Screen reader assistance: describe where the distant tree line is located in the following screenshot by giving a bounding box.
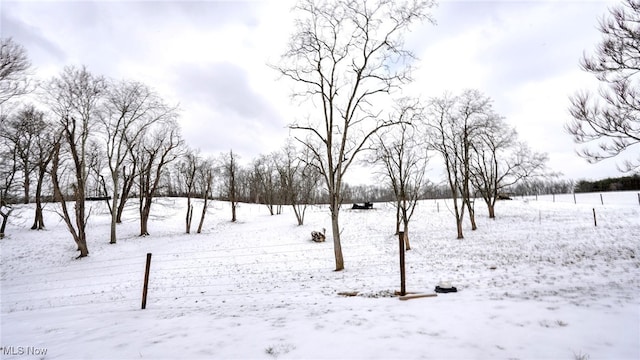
[574,175,640,193]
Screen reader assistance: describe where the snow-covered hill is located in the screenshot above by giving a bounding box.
[1,192,639,359]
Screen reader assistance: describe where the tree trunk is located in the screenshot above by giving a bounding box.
[466,199,477,230]
[403,223,411,251]
[292,204,304,226]
[116,189,127,223]
[0,212,9,238]
[74,185,89,258]
[31,169,46,230]
[185,201,193,234]
[197,197,208,234]
[395,202,401,235]
[330,203,344,271]
[231,202,237,222]
[456,218,464,239]
[31,205,44,230]
[109,172,119,244]
[116,167,135,224]
[140,199,151,236]
[488,204,495,219]
[23,177,30,204]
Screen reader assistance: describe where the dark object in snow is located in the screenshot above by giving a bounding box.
[352,202,373,210]
[497,193,512,200]
[311,228,326,242]
[435,286,457,293]
[85,196,112,201]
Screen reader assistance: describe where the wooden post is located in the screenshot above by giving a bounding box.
[141,253,152,310]
[637,193,639,205]
[436,202,439,213]
[593,208,597,227]
[600,194,603,205]
[573,193,577,204]
[398,231,406,296]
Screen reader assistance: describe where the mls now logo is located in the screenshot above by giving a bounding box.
[1,346,48,356]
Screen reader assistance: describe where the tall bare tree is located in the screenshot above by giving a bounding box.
[137,118,182,236]
[30,111,57,230]
[222,150,240,223]
[273,0,434,270]
[567,0,640,172]
[100,79,174,243]
[179,149,200,234]
[0,37,32,106]
[425,90,492,239]
[196,157,215,234]
[46,65,106,258]
[374,99,428,250]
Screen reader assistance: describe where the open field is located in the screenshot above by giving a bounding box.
[1,192,639,359]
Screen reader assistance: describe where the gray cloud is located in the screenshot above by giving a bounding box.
[172,62,287,157]
[0,8,66,64]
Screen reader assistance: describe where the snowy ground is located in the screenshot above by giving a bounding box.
[1,191,639,359]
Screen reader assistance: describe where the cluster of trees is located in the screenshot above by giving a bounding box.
[3,0,636,271]
[272,0,551,269]
[0,38,324,255]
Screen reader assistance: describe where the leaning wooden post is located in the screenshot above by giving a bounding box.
[600,194,603,205]
[593,208,597,227]
[141,253,152,310]
[398,231,406,296]
[573,193,577,204]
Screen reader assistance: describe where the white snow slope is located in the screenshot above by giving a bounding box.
[1,192,639,359]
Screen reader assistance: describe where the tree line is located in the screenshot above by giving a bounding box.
[574,175,640,193]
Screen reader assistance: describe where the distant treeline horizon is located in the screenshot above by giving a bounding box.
[574,174,640,193]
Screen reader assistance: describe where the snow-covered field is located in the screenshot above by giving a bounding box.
[1,191,639,359]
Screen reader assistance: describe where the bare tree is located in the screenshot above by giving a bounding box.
[196,157,215,234]
[273,0,434,270]
[0,117,17,238]
[0,38,32,106]
[425,90,491,239]
[179,149,200,234]
[374,99,428,250]
[1,105,40,204]
[222,150,240,222]
[567,0,640,172]
[252,153,283,215]
[46,65,106,258]
[100,79,174,243]
[30,113,57,230]
[115,142,139,224]
[276,140,321,226]
[470,116,548,219]
[137,118,182,236]
[0,38,32,236]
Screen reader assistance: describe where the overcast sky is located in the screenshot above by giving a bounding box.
[1,0,626,183]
